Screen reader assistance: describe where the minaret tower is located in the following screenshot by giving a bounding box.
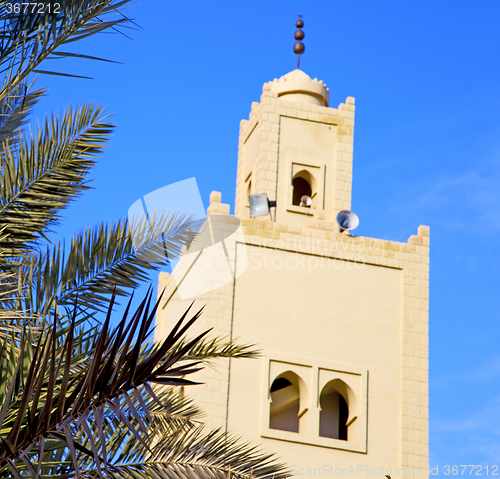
[156,16,429,479]
[235,16,354,229]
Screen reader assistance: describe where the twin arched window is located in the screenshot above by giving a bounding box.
[270,373,352,441]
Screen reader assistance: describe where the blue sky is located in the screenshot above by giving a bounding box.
[29,0,500,475]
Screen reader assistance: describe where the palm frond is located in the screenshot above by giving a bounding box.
[0,4,289,479]
[0,84,45,145]
[0,103,114,258]
[0,269,43,338]
[141,385,203,431]
[8,213,197,321]
[99,426,289,479]
[170,335,259,363]
[0,0,133,100]
[0,290,212,477]
[42,386,288,479]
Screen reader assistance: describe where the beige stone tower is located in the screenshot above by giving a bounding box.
[235,69,354,227]
[156,69,429,479]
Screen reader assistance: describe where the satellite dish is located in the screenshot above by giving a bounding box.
[299,195,312,207]
[336,210,359,233]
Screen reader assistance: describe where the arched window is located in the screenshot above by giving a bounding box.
[319,380,353,441]
[292,177,311,206]
[292,170,316,207]
[270,372,301,433]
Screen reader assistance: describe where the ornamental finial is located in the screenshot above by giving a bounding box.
[293,14,305,69]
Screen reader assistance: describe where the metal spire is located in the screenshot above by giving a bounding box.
[293,14,305,69]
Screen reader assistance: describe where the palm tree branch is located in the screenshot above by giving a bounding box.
[106,426,289,479]
[0,291,213,475]
[0,84,45,145]
[13,213,196,320]
[0,0,133,101]
[0,103,114,257]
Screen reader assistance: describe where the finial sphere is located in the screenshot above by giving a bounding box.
[294,30,304,40]
[293,42,305,54]
[296,19,304,28]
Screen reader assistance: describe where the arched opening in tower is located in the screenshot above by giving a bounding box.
[270,373,300,433]
[292,173,313,206]
[319,384,349,440]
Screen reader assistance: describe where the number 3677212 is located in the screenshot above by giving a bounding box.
[6,3,61,14]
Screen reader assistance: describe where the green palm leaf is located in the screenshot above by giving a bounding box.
[0,103,114,258]
[0,3,291,479]
[10,213,196,320]
[0,291,203,476]
[0,292,271,478]
[0,84,45,145]
[87,424,289,479]
[0,0,133,100]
